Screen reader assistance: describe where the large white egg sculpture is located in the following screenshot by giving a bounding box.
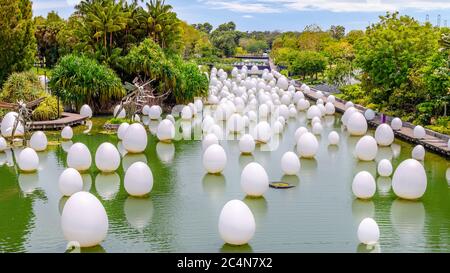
[412,145,425,161]
[148,105,162,120]
[312,122,323,135]
[391,118,402,131]
[377,159,393,177]
[80,104,93,118]
[123,123,147,153]
[297,99,310,111]
[241,162,269,197]
[413,125,426,139]
[273,121,284,134]
[156,119,175,142]
[347,112,368,136]
[124,161,154,196]
[61,192,108,247]
[296,132,319,158]
[113,105,126,119]
[194,99,203,113]
[202,133,219,151]
[0,137,7,152]
[307,105,321,120]
[253,121,272,143]
[67,143,92,171]
[327,95,336,104]
[29,131,47,151]
[364,109,375,121]
[325,102,335,115]
[352,171,376,199]
[374,124,394,146]
[61,126,73,140]
[277,76,289,90]
[328,131,340,145]
[227,114,244,133]
[342,107,358,127]
[357,218,380,245]
[203,144,227,174]
[239,134,255,154]
[18,148,39,172]
[355,136,378,161]
[58,168,83,196]
[392,159,427,200]
[142,105,150,116]
[95,143,120,173]
[218,200,255,246]
[295,127,308,142]
[117,122,129,140]
[281,152,301,175]
[345,101,354,110]
[181,106,193,120]
[1,112,24,137]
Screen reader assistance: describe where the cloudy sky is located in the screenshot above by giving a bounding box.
[32,0,449,31]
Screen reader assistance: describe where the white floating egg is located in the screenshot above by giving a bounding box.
[113,105,126,119]
[123,123,147,153]
[258,104,269,119]
[342,107,358,127]
[377,159,393,177]
[277,76,289,90]
[58,168,83,196]
[61,126,73,140]
[29,131,47,151]
[253,121,272,143]
[67,143,92,171]
[239,134,255,154]
[0,137,7,152]
[297,99,310,111]
[352,171,376,199]
[364,109,375,121]
[347,112,368,136]
[273,121,284,134]
[181,106,193,120]
[413,125,426,139]
[307,105,321,120]
[316,91,324,99]
[357,218,380,245]
[124,161,154,197]
[391,118,402,131]
[327,95,336,104]
[80,104,93,118]
[241,162,269,197]
[142,105,150,116]
[317,104,326,117]
[325,102,335,115]
[281,94,291,105]
[218,200,255,246]
[156,119,175,142]
[311,116,321,126]
[203,144,227,174]
[247,111,257,122]
[316,98,324,105]
[95,142,120,173]
[345,101,354,110]
[61,192,108,248]
[227,114,244,133]
[412,145,425,161]
[208,124,223,140]
[328,131,340,145]
[117,122,129,140]
[277,116,286,126]
[166,114,175,125]
[374,124,394,146]
[293,91,304,103]
[392,159,427,200]
[18,147,39,172]
[194,99,203,112]
[1,112,24,137]
[312,122,323,135]
[278,105,290,119]
[148,105,162,120]
[281,152,301,175]
[289,107,297,118]
[202,133,219,151]
[296,132,319,158]
[355,136,378,161]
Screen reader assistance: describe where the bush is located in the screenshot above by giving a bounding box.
[173,60,208,103]
[32,94,63,121]
[0,71,42,102]
[50,54,125,112]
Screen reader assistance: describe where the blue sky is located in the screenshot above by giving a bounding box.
[32,0,450,32]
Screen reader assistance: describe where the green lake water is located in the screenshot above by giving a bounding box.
[0,113,449,253]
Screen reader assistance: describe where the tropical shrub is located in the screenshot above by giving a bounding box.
[32,95,63,121]
[173,61,208,103]
[50,54,125,112]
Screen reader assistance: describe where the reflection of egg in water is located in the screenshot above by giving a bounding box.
[81,173,92,192]
[156,142,175,163]
[202,174,226,199]
[18,172,39,195]
[95,172,120,201]
[122,153,147,172]
[376,146,393,162]
[61,141,73,153]
[124,196,154,232]
[377,177,392,196]
[148,120,159,136]
[352,199,375,225]
[390,199,425,241]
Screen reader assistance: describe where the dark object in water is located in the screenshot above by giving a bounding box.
[269,182,296,189]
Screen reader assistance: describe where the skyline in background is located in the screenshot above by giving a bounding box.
[32,0,450,32]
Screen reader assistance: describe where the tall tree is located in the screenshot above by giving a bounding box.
[0,0,36,86]
[329,25,345,40]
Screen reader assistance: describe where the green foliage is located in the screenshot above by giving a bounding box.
[338,84,373,107]
[0,71,42,102]
[240,38,269,54]
[173,61,208,103]
[34,11,65,67]
[32,94,63,121]
[325,61,354,87]
[49,54,125,111]
[0,0,36,86]
[329,25,346,40]
[210,22,240,57]
[107,117,132,124]
[290,51,328,79]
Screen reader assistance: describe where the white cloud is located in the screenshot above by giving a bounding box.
[201,0,450,13]
[32,1,72,10]
[243,15,254,18]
